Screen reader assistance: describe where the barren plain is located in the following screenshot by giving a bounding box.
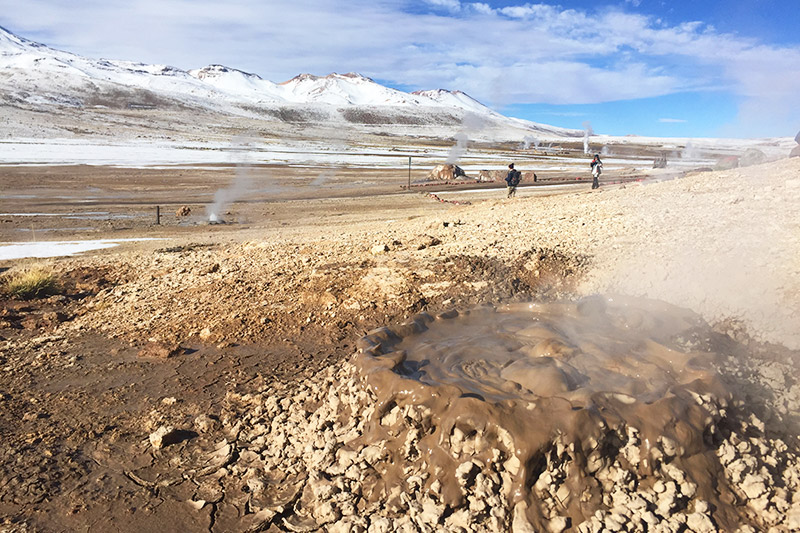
[1,150,799,532]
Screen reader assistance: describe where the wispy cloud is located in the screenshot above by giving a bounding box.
[1,0,798,135]
[659,118,688,123]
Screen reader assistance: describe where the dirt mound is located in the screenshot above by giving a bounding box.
[427,164,469,181]
[351,296,800,531]
[83,299,797,532]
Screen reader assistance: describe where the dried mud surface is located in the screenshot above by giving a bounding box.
[1,158,799,532]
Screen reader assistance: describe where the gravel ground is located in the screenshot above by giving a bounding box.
[1,157,799,532]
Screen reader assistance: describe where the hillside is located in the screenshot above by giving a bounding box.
[0,26,579,141]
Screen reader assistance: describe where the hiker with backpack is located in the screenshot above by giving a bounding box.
[505,163,522,198]
[590,154,603,189]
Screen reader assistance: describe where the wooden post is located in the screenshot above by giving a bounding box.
[156,206,161,225]
[408,156,411,191]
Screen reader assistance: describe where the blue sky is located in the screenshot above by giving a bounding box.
[1,0,798,138]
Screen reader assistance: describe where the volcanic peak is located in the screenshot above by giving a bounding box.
[190,64,264,80]
[279,72,374,85]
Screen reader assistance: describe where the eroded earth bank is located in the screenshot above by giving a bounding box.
[1,158,800,532]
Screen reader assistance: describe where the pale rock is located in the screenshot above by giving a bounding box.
[662,463,686,483]
[336,448,358,469]
[187,499,206,510]
[660,436,680,457]
[749,495,770,513]
[208,441,232,468]
[505,454,521,476]
[641,510,659,526]
[406,475,424,491]
[468,494,487,514]
[680,480,697,498]
[420,499,444,524]
[456,460,480,483]
[657,493,676,516]
[149,425,179,449]
[443,508,471,530]
[608,512,628,531]
[338,499,357,517]
[586,452,604,474]
[240,508,278,530]
[740,473,767,499]
[309,473,336,499]
[555,483,571,505]
[246,476,265,494]
[327,520,356,533]
[344,464,361,480]
[312,500,340,525]
[787,505,800,529]
[686,512,715,532]
[380,405,401,427]
[628,494,647,511]
[511,501,538,533]
[239,450,260,464]
[547,516,569,533]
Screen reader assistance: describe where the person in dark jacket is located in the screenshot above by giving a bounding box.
[505,163,522,198]
[590,154,602,189]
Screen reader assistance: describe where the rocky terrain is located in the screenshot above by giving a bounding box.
[1,157,799,532]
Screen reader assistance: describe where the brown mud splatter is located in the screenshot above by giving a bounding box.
[356,296,746,530]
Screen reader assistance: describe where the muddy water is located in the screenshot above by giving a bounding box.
[356,295,737,529]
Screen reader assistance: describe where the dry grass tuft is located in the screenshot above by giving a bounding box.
[2,267,61,299]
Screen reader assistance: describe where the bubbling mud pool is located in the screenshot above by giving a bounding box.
[356,295,743,530]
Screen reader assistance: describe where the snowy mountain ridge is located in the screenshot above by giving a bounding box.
[0,26,579,137]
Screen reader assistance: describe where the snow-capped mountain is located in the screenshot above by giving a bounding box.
[278,73,424,106]
[0,25,579,137]
[412,89,497,115]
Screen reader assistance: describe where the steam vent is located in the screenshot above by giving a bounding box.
[350,296,800,531]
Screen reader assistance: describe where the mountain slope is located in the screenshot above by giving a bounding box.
[0,25,580,137]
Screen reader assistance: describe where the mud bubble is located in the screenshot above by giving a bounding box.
[356,295,742,530]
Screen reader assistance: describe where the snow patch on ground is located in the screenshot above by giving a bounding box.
[0,239,161,260]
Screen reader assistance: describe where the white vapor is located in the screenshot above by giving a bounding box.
[206,136,257,222]
[445,112,486,164]
[582,121,593,154]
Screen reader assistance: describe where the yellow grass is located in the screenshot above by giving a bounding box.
[2,267,61,299]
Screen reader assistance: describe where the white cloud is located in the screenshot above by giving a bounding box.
[1,0,798,135]
[424,0,463,12]
[659,118,687,123]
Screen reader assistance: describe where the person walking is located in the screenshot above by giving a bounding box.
[590,154,603,189]
[505,163,521,198]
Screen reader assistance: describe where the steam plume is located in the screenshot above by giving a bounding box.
[207,136,257,223]
[582,121,593,154]
[522,135,540,150]
[446,132,468,164]
[445,112,486,165]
